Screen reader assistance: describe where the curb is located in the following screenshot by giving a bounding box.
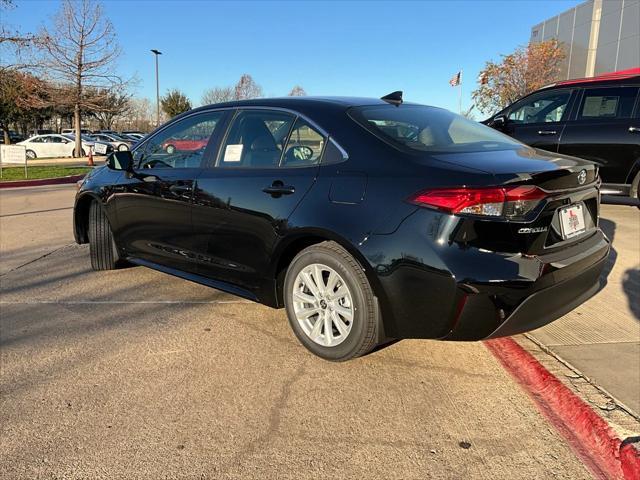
[486,337,640,480]
[0,173,86,189]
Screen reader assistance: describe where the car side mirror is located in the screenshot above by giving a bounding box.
[490,115,507,130]
[107,150,134,172]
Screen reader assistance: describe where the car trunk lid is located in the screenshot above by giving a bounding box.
[423,147,600,255]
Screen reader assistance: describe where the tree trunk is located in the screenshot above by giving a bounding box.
[1,126,11,145]
[74,47,83,157]
[74,102,82,156]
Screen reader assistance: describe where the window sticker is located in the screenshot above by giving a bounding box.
[224,144,243,162]
[582,96,619,117]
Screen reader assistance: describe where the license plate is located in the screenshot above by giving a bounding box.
[559,203,586,239]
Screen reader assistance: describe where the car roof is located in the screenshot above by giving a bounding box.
[189,96,422,115]
[541,67,640,90]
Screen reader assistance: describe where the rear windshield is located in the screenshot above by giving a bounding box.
[350,105,523,153]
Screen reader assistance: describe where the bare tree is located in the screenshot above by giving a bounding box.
[127,97,154,132]
[37,0,122,156]
[0,0,40,73]
[288,85,306,96]
[234,73,263,100]
[201,86,234,105]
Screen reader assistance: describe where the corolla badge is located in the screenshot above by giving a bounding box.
[518,226,548,234]
[577,169,587,185]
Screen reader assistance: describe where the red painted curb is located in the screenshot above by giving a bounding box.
[0,173,86,189]
[486,337,640,480]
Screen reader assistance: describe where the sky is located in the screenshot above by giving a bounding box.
[2,0,584,115]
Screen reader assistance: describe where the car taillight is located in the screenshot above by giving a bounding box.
[409,185,547,218]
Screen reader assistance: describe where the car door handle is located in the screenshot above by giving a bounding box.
[263,182,295,196]
[629,126,640,133]
[537,130,557,136]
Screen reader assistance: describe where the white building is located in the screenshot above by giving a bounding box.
[530,0,639,79]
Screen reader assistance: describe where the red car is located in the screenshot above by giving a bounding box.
[162,135,209,154]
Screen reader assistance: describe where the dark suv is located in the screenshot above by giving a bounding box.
[484,68,640,202]
[74,95,609,361]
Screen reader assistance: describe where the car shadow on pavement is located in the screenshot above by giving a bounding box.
[599,218,638,321]
[598,218,618,290]
[622,268,640,321]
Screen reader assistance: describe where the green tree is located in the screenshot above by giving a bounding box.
[472,39,565,115]
[161,89,192,118]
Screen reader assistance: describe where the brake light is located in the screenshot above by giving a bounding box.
[409,185,546,218]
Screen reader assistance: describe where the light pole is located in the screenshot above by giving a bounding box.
[151,49,162,127]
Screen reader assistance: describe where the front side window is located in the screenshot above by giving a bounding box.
[350,105,522,153]
[576,87,638,121]
[218,110,295,168]
[282,119,325,167]
[138,111,223,169]
[508,91,571,124]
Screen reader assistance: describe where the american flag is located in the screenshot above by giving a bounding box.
[449,71,461,87]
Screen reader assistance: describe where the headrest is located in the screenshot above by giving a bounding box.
[251,135,277,151]
[418,126,435,146]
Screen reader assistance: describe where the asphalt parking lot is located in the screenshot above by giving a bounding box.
[0,184,636,479]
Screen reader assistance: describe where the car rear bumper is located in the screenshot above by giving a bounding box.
[365,210,610,341]
[482,256,603,339]
[443,231,609,340]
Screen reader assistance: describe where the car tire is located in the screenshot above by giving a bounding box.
[25,149,36,159]
[88,201,121,270]
[72,148,86,158]
[118,144,129,151]
[284,241,378,361]
[165,144,176,154]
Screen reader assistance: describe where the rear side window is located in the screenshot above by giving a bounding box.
[218,110,295,168]
[576,87,638,120]
[282,119,325,167]
[350,105,522,153]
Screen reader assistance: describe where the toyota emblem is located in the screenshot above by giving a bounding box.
[577,169,587,185]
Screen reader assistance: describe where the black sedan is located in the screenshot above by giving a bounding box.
[73,94,610,361]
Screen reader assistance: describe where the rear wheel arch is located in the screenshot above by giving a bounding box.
[271,231,393,331]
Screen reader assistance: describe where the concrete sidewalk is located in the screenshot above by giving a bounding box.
[527,204,640,415]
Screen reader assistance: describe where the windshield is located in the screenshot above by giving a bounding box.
[350,105,524,153]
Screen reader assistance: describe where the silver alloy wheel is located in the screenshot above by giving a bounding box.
[292,263,354,347]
